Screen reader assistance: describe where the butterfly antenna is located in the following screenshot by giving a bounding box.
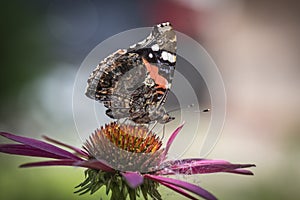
[202,108,210,112]
[167,103,211,114]
[167,104,195,114]
[194,108,211,113]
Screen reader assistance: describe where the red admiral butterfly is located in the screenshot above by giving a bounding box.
[86,22,176,124]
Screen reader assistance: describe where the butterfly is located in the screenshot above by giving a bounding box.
[85,22,176,124]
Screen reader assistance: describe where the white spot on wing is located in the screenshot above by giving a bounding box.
[161,51,168,61]
[161,51,176,63]
[151,44,159,51]
[168,53,176,63]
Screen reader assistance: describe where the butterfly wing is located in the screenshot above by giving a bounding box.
[85,22,176,124]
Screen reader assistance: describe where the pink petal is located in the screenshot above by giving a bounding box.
[75,159,114,172]
[144,174,217,200]
[120,171,144,189]
[20,159,115,172]
[0,144,65,159]
[20,159,77,168]
[225,169,254,175]
[159,158,255,175]
[165,123,185,155]
[159,181,198,200]
[0,132,82,161]
[43,136,89,157]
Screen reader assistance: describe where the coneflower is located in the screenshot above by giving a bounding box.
[0,122,255,200]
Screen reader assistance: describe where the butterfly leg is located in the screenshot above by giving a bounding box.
[118,118,128,126]
[161,124,165,140]
[147,121,158,135]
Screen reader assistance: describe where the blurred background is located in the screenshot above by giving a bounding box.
[1,0,300,199]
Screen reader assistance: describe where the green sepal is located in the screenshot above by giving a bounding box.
[75,169,162,200]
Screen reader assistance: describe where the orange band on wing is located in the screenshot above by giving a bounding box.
[142,58,167,89]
